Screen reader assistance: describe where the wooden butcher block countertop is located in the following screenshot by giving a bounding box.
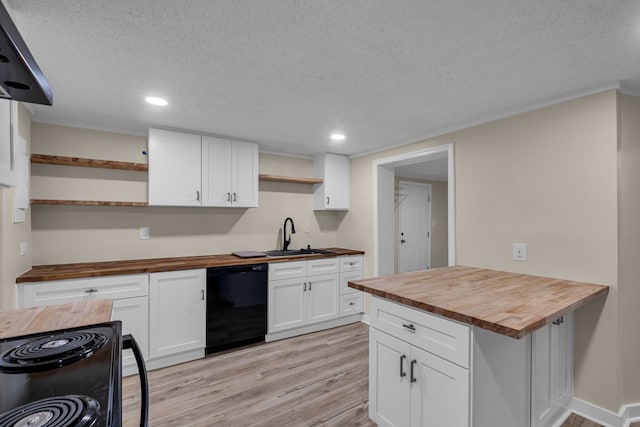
[16,247,364,283]
[0,300,113,339]
[348,265,609,339]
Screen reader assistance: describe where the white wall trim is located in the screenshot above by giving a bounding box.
[372,143,455,277]
[570,398,640,427]
[351,82,620,159]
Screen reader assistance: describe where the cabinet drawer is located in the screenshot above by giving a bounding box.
[340,255,363,272]
[370,296,470,369]
[340,271,363,294]
[340,293,363,316]
[307,258,339,276]
[19,274,149,308]
[269,261,307,280]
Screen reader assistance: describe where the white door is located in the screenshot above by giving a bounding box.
[148,129,202,206]
[111,296,149,367]
[201,136,232,207]
[268,278,306,333]
[149,269,206,358]
[398,181,431,273]
[369,328,412,427]
[231,141,259,207]
[410,345,470,427]
[306,274,339,325]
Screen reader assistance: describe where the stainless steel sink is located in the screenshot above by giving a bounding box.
[265,249,333,258]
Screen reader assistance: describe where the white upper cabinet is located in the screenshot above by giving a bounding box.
[0,99,17,188]
[202,136,258,207]
[149,129,258,207]
[148,128,202,206]
[313,153,350,210]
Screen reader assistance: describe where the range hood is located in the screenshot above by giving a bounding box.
[0,2,52,105]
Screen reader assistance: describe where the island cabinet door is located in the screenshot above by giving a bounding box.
[369,328,412,427]
[410,345,470,427]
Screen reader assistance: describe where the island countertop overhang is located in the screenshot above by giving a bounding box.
[348,265,609,339]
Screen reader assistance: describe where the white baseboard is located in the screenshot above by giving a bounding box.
[265,314,363,342]
[145,348,205,371]
[361,314,370,325]
[571,398,640,427]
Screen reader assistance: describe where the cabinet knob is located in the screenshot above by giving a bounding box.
[349,302,355,306]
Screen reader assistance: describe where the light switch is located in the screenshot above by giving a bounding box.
[139,226,150,240]
[513,243,527,262]
[19,241,27,256]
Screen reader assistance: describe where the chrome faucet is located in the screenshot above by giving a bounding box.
[283,217,296,251]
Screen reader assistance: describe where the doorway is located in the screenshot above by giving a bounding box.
[397,181,432,273]
[373,143,455,277]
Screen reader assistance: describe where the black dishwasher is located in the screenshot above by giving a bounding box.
[206,263,268,354]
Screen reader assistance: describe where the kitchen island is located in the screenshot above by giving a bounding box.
[0,300,112,339]
[349,266,608,427]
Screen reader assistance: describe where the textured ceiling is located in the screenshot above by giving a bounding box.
[5,0,640,157]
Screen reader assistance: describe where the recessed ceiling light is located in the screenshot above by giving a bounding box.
[145,96,168,106]
[330,133,346,142]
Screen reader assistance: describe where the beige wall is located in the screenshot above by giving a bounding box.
[29,124,342,265]
[395,177,448,270]
[618,94,640,404]
[338,91,620,411]
[0,104,32,310]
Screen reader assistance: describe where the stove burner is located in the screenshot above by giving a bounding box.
[0,332,108,372]
[0,395,99,427]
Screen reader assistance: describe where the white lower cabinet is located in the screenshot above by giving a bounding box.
[369,296,572,427]
[531,316,572,427]
[267,256,362,340]
[17,274,150,371]
[369,301,469,427]
[149,269,206,360]
[111,296,149,367]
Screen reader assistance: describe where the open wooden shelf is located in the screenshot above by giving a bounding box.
[31,199,149,207]
[31,154,148,172]
[259,174,323,185]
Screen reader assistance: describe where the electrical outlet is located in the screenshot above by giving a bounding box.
[513,243,527,261]
[139,226,150,240]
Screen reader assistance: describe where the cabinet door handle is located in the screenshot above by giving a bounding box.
[196,190,200,201]
[349,302,355,306]
[552,316,564,325]
[84,288,98,293]
[233,192,237,202]
[400,354,407,378]
[402,323,416,332]
[410,359,417,383]
[226,192,231,202]
[308,281,312,291]
[303,282,307,291]
[326,196,330,205]
[201,289,205,300]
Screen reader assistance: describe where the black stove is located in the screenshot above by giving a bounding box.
[0,322,123,427]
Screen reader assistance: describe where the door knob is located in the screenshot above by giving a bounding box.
[400,239,406,244]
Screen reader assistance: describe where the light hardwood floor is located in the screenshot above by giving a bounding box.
[122,322,615,426]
